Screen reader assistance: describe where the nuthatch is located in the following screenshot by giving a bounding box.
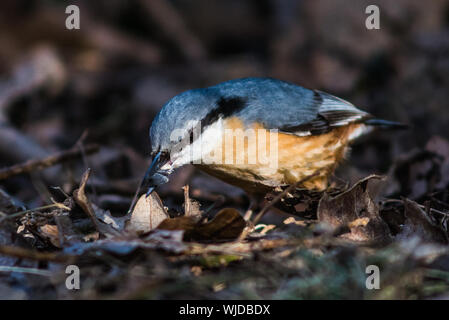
[130,78,405,211]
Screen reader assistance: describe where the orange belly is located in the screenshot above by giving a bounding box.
[196,117,363,195]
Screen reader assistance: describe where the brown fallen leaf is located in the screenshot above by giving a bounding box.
[317,176,392,244]
[191,208,246,241]
[157,216,197,234]
[397,198,448,244]
[158,208,246,241]
[39,224,60,248]
[126,193,169,235]
[0,245,71,263]
[331,217,371,238]
[348,217,370,228]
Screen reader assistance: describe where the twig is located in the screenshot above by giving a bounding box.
[187,238,298,256]
[382,198,449,217]
[0,202,71,224]
[0,144,99,180]
[203,195,225,215]
[183,185,190,216]
[0,245,71,263]
[76,130,98,202]
[73,169,102,233]
[253,171,321,225]
[0,266,52,277]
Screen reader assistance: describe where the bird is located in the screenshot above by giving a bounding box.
[130,77,406,213]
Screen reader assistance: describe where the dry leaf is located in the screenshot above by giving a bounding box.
[127,193,169,235]
[39,224,60,248]
[158,208,246,241]
[157,216,198,234]
[317,176,392,243]
[397,199,448,244]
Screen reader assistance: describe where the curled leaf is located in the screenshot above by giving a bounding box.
[397,199,448,244]
[126,193,169,235]
[317,176,392,243]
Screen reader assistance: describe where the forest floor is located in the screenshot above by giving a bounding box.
[1,0,449,299]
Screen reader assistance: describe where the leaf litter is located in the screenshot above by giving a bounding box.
[2,133,449,300]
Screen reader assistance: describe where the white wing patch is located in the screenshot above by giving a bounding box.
[348,124,373,141]
[294,130,312,136]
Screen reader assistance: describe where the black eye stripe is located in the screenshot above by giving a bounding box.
[202,96,248,128]
[182,96,248,145]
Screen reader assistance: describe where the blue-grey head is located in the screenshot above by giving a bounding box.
[128,86,235,211]
[142,82,255,196]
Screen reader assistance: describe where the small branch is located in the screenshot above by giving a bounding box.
[0,266,52,277]
[253,171,321,225]
[0,202,71,224]
[0,144,99,180]
[183,185,190,216]
[73,169,102,233]
[0,245,71,263]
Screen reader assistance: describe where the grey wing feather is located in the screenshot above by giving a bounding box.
[276,90,372,135]
[316,90,371,125]
[217,78,371,136]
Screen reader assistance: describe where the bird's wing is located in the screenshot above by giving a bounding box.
[215,78,372,137]
[278,90,372,136]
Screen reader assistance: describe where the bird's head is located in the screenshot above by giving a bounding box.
[136,88,225,201]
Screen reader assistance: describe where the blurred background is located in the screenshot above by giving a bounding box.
[0,0,448,209]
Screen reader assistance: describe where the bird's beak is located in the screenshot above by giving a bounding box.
[128,151,172,213]
[142,151,171,196]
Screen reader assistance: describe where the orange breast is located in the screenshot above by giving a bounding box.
[196,117,363,194]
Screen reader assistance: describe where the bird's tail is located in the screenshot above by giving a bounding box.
[364,118,409,130]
